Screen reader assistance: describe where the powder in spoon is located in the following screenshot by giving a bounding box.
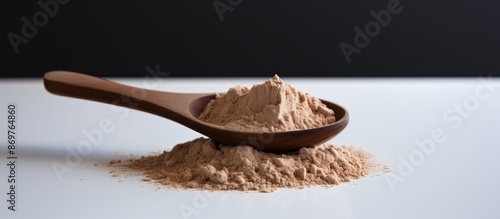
[198,75,336,132]
[119,138,383,192]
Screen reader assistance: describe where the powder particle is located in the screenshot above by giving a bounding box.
[123,138,382,192]
[198,75,336,132]
[108,159,123,164]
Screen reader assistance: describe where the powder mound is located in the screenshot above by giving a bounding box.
[198,75,336,132]
[125,138,382,192]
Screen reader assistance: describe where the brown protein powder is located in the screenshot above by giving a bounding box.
[198,75,336,132]
[110,76,387,192]
[122,138,382,192]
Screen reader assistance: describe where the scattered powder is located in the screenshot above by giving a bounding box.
[109,159,122,164]
[115,138,384,193]
[198,75,336,132]
[109,75,387,192]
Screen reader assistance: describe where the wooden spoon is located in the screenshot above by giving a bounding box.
[44,71,349,153]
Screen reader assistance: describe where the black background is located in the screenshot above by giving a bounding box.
[2,0,500,77]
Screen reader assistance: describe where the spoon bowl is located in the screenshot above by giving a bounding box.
[44,71,349,153]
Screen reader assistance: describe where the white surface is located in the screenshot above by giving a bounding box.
[1,77,499,219]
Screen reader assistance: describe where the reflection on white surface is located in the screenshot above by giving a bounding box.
[0,77,499,219]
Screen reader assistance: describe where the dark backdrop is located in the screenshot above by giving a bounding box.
[2,0,500,77]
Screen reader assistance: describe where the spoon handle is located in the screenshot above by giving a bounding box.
[43,71,205,122]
